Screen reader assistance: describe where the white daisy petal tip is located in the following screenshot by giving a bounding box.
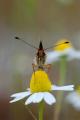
[10,98,20,103]
[10,91,31,103]
[51,84,74,91]
[10,100,13,103]
[25,99,32,105]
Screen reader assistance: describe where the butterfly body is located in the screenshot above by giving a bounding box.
[32,41,51,72]
[35,41,46,69]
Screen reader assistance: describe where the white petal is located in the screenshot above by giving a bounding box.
[66,92,80,104]
[63,48,74,54]
[46,48,80,63]
[32,93,44,103]
[51,85,74,91]
[43,92,56,105]
[46,51,60,63]
[65,48,80,60]
[66,92,80,110]
[10,97,24,103]
[10,91,31,103]
[66,92,77,103]
[46,48,74,63]
[74,51,80,59]
[25,94,34,105]
[73,101,80,110]
[11,91,31,97]
[25,93,44,105]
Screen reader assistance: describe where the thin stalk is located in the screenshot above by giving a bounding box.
[39,101,44,120]
[54,56,67,120]
[26,106,37,120]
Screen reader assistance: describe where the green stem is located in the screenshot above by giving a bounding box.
[54,56,67,120]
[39,101,44,120]
[59,56,67,85]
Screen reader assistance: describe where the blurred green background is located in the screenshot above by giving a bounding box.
[0,0,80,120]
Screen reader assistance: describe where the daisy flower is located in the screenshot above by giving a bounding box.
[46,39,80,63]
[66,86,80,110]
[10,69,74,105]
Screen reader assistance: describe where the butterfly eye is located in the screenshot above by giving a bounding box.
[65,41,69,44]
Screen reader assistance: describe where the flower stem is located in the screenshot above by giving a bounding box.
[54,56,67,120]
[39,101,44,120]
[59,56,67,84]
[26,106,37,120]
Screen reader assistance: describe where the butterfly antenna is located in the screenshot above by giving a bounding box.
[14,36,38,49]
[44,41,69,50]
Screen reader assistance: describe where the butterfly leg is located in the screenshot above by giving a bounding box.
[32,63,36,73]
[44,64,52,73]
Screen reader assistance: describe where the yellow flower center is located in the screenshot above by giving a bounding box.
[30,69,52,93]
[54,39,72,51]
[76,86,80,95]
